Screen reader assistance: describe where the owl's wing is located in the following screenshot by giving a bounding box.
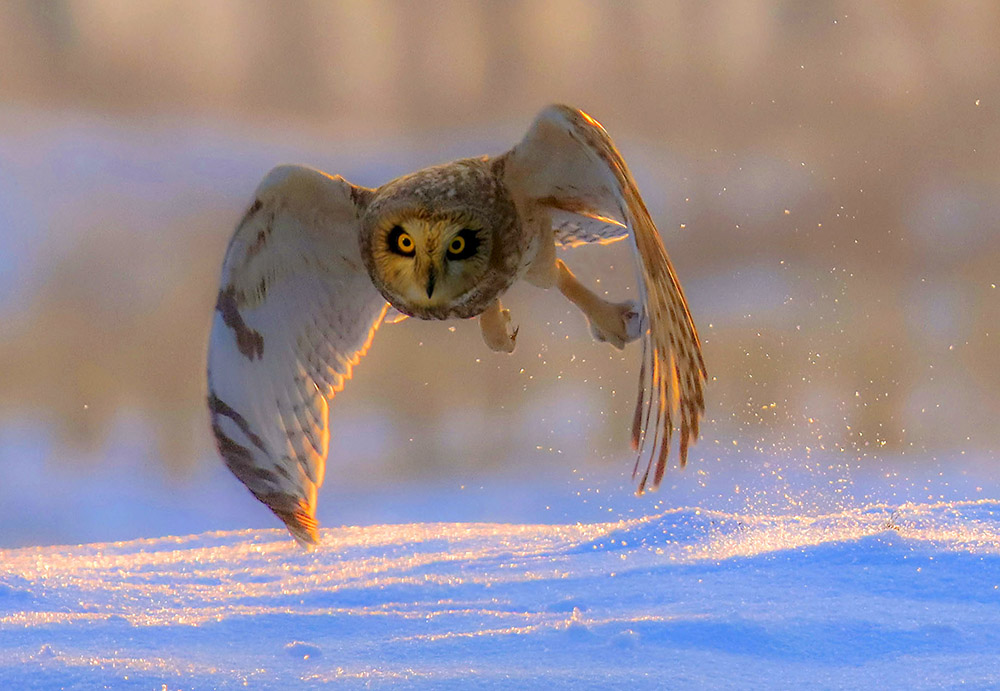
[551,208,629,249]
[503,105,706,493]
[207,165,387,546]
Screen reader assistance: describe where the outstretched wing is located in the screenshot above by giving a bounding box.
[207,165,387,545]
[503,105,706,492]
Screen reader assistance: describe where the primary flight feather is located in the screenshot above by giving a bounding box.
[207,105,706,545]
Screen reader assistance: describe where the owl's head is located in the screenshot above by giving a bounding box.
[360,158,522,320]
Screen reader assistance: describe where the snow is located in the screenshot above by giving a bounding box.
[2,461,999,689]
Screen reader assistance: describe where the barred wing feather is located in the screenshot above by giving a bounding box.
[207,165,386,545]
[504,105,706,492]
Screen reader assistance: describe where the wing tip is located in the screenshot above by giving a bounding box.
[261,493,320,548]
[280,510,320,548]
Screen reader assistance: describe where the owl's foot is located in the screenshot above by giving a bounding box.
[587,299,643,350]
[480,299,518,353]
[555,260,643,350]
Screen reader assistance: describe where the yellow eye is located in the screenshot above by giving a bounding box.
[448,236,466,255]
[397,232,414,253]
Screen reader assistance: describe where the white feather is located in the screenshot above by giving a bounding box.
[207,165,387,545]
[504,105,706,493]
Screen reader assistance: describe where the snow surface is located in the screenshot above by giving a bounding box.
[2,482,999,689]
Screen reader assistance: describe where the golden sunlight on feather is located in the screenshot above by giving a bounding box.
[208,106,705,544]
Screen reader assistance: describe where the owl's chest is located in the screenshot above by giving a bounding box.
[510,224,537,278]
[508,203,550,280]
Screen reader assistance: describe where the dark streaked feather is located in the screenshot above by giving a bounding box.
[207,165,387,546]
[505,105,706,493]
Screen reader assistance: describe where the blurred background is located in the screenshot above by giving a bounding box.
[0,1,998,545]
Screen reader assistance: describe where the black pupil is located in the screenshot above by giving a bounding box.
[387,226,414,256]
[447,229,479,260]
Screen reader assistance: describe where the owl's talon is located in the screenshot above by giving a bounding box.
[587,299,643,350]
[481,303,517,353]
[622,300,643,341]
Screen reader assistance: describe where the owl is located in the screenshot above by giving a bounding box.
[208,105,706,546]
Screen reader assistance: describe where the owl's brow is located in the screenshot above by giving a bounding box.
[386,209,483,232]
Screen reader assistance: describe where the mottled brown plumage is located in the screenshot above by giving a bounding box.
[207,105,706,545]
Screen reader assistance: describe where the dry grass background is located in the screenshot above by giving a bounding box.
[0,1,997,481]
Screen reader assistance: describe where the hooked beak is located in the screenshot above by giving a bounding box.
[425,265,437,298]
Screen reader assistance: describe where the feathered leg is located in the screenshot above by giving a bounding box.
[521,214,640,349]
[480,298,518,353]
[554,260,642,349]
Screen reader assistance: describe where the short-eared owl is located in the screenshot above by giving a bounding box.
[208,105,706,545]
